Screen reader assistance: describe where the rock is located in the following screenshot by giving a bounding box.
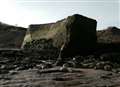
[36,64,43,69]
[100,73,113,80]
[28,14,97,57]
[112,69,119,73]
[60,66,68,72]
[0,65,15,70]
[36,63,53,69]
[0,70,9,74]
[72,56,84,63]
[0,65,6,69]
[60,64,72,72]
[44,63,53,68]
[63,61,76,67]
[88,63,96,68]
[15,66,26,71]
[81,63,90,68]
[113,63,120,68]
[94,62,105,69]
[104,65,112,71]
[0,75,11,80]
[9,70,18,75]
[94,61,113,71]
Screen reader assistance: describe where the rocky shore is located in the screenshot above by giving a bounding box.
[0,49,120,87]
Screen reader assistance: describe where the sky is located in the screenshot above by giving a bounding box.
[0,0,119,30]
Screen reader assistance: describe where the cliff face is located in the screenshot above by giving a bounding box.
[29,14,97,56]
[0,22,26,49]
[97,27,120,43]
[29,21,67,48]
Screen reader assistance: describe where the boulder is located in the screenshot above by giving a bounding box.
[104,65,112,71]
[28,14,97,57]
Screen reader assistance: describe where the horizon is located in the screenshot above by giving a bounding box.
[0,0,119,30]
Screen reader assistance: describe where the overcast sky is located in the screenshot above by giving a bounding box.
[0,0,119,30]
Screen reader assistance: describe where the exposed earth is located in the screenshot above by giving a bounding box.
[1,67,120,87]
[0,50,120,87]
